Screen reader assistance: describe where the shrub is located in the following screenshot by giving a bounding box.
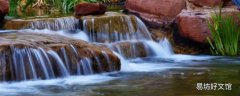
[9,0,107,14]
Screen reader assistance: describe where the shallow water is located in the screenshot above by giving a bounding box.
[0,55,239,96]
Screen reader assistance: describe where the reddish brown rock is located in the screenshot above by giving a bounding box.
[75,3,106,16]
[125,0,186,29]
[0,0,9,21]
[175,7,239,43]
[188,0,230,7]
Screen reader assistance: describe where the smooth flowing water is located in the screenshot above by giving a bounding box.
[0,15,240,96]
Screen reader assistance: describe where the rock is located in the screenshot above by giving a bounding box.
[186,0,233,10]
[108,41,148,58]
[188,0,231,7]
[175,7,239,43]
[75,3,106,16]
[0,32,121,81]
[125,0,186,29]
[79,12,153,43]
[0,0,9,21]
[79,12,137,34]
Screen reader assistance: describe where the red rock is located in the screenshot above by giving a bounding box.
[0,0,9,21]
[175,7,239,43]
[75,3,106,16]
[189,0,231,7]
[125,0,186,29]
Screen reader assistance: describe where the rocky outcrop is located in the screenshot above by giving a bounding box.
[75,3,106,16]
[125,0,186,29]
[0,0,9,22]
[175,7,239,43]
[0,32,121,81]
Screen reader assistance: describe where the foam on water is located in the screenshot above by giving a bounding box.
[113,51,216,72]
[162,54,218,62]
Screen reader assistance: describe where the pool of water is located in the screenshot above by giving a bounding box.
[1,55,239,96]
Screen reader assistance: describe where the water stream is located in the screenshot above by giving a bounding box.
[0,15,240,96]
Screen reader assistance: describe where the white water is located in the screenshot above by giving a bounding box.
[20,29,89,42]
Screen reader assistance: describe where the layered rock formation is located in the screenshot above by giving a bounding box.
[0,32,121,81]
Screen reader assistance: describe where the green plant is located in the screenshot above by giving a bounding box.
[9,0,19,16]
[207,11,240,56]
[9,0,107,14]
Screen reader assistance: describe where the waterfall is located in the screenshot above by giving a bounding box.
[0,45,116,81]
[27,16,79,30]
[82,15,152,42]
[80,13,174,58]
[0,12,174,82]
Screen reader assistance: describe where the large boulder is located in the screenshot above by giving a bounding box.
[0,0,9,21]
[0,32,121,81]
[125,0,186,29]
[75,3,106,16]
[175,7,239,43]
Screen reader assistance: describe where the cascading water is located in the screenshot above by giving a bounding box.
[0,12,224,96]
[80,13,174,58]
[0,13,174,82]
[81,13,152,42]
[0,45,117,81]
[28,16,80,30]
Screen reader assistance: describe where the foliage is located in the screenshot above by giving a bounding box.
[9,0,109,13]
[9,0,19,16]
[207,11,240,56]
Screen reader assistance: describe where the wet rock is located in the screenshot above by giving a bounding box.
[0,32,121,81]
[79,12,152,42]
[150,29,168,41]
[175,7,239,43]
[125,0,186,29]
[0,0,9,22]
[108,41,148,58]
[75,3,106,16]
[79,12,137,34]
